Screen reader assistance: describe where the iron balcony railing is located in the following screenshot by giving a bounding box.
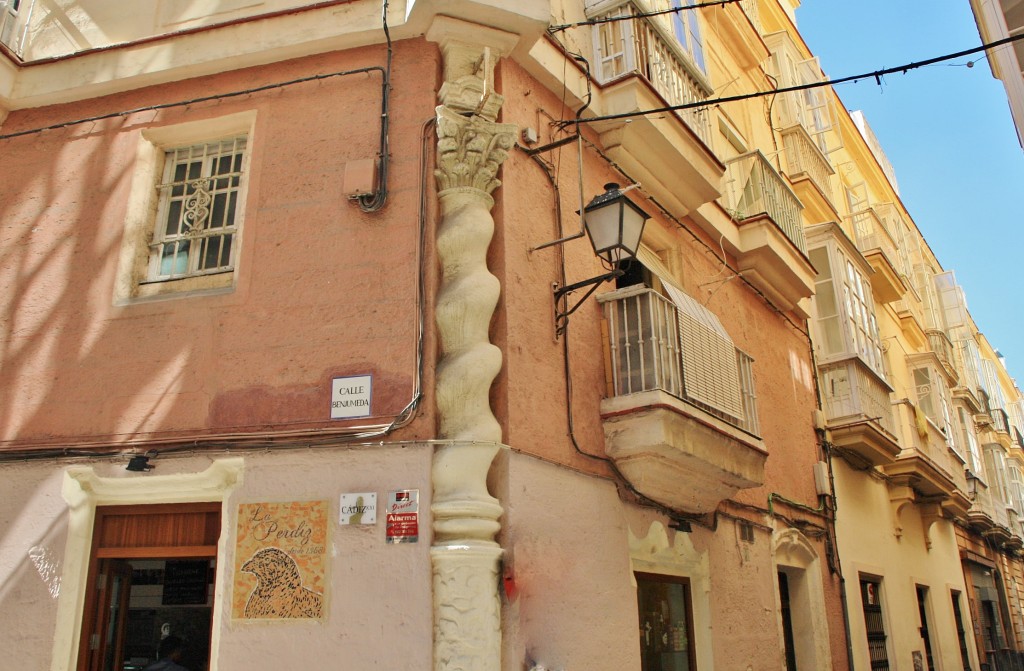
[926,329,959,384]
[993,408,1011,435]
[850,208,905,276]
[818,356,896,436]
[869,202,910,274]
[781,124,835,205]
[600,287,760,436]
[723,150,806,253]
[593,4,712,145]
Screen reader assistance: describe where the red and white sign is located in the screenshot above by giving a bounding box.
[386,489,419,544]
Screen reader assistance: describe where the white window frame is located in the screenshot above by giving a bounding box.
[0,0,33,54]
[913,363,956,450]
[113,111,256,303]
[958,405,984,474]
[809,242,886,377]
[669,0,706,74]
[148,137,247,282]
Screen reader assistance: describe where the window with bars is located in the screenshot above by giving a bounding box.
[951,591,973,671]
[860,577,890,671]
[148,138,247,282]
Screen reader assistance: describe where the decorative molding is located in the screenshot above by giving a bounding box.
[435,107,516,194]
[53,459,244,671]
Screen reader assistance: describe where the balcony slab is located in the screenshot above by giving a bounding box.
[735,214,815,318]
[601,389,766,514]
[862,249,908,304]
[828,418,901,468]
[592,76,724,219]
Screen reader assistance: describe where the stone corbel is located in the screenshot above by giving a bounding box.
[918,500,946,551]
[889,480,916,540]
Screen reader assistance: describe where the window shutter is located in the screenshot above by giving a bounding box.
[663,284,744,418]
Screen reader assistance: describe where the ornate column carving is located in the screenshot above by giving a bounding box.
[428,19,518,671]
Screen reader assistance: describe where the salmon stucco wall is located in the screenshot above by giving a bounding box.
[0,39,439,449]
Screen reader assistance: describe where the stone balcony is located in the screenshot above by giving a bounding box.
[818,355,901,467]
[598,286,766,514]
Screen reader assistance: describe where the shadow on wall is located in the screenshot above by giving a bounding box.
[0,480,70,664]
[0,116,199,446]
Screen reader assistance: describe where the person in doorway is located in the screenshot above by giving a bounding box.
[143,635,189,671]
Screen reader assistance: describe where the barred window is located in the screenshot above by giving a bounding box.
[149,137,247,281]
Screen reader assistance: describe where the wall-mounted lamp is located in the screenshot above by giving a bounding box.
[541,183,649,335]
[966,472,980,501]
[580,182,649,265]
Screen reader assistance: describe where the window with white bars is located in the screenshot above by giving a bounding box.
[149,138,247,281]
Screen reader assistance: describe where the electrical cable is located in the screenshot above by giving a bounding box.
[548,0,742,32]
[357,0,392,212]
[0,66,385,141]
[557,32,1024,128]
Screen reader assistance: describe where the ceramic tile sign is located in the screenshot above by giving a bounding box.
[233,501,328,620]
[339,492,377,525]
[331,375,372,419]
[386,489,419,544]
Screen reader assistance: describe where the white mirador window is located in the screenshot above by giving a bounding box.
[668,0,705,73]
[150,137,247,281]
[809,244,885,376]
[913,364,956,448]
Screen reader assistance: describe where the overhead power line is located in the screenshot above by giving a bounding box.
[559,32,1024,128]
[548,0,742,32]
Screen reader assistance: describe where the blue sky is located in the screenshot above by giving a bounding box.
[795,1,1024,374]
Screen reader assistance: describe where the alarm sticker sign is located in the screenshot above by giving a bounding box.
[386,489,419,544]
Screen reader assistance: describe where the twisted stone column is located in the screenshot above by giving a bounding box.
[429,23,517,671]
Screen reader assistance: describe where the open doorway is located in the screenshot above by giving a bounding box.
[77,503,221,671]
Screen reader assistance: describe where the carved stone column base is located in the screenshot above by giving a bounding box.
[432,543,503,671]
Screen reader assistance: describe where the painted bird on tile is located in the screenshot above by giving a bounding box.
[240,547,323,619]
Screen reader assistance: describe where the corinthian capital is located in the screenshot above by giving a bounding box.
[435,106,517,195]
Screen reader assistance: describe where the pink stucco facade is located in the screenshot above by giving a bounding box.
[1,41,437,448]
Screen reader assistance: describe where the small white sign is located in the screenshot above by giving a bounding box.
[331,375,372,419]
[339,492,377,525]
